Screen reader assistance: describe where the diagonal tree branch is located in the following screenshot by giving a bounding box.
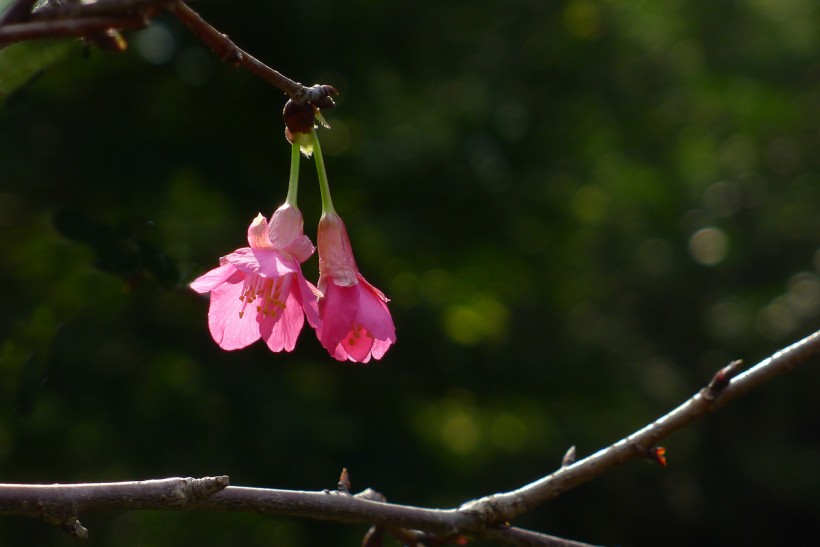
[167,1,332,104]
[0,330,817,545]
[460,329,820,524]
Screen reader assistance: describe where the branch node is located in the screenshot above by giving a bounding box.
[354,488,387,502]
[458,494,507,526]
[703,359,744,401]
[187,475,230,501]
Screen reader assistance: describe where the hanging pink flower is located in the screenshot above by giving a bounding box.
[314,211,396,363]
[190,204,320,352]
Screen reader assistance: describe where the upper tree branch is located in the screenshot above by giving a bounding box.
[0,0,332,103]
[167,1,329,104]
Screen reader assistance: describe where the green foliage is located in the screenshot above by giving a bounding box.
[1,1,819,545]
[0,41,72,98]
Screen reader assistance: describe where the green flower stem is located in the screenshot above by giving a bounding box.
[312,129,336,216]
[286,141,301,207]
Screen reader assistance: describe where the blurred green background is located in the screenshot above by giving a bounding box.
[2,0,820,545]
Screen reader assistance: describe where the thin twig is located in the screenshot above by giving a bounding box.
[0,0,157,48]
[167,1,330,103]
[460,329,820,523]
[0,15,145,46]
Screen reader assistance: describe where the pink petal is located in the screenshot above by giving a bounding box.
[285,234,315,264]
[190,263,238,293]
[354,278,396,341]
[317,213,358,286]
[207,272,263,350]
[295,274,322,329]
[225,248,297,278]
[255,250,300,277]
[330,343,349,362]
[369,338,393,360]
[269,204,305,250]
[316,283,357,353]
[264,289,306,352]
[247,214,274,249]
[222,248,259,273]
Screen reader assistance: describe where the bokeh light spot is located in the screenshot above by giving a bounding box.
[688,227,728,266]
[786,272,820,318]
[134,23,175,65]
[441,411,479,455]
[442,296,509,346]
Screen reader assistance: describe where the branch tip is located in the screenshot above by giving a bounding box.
[361,525,384,547]
[561,446,577,467]
[338,468,351,494]
[61,517,88,540]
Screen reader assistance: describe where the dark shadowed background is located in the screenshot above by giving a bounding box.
[1,0,820,545]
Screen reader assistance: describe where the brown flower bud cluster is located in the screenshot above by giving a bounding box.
[283,84,338,143]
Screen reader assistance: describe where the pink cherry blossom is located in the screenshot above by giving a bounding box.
[190,204,320,352]
[314,211,396,363]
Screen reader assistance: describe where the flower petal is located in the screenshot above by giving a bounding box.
[264,289,306,352]
[354,275,396,341]
[222,247,259,273]
[247,214,274,249]
[190,263,238,293]
[369,338,393,360]
[294,274,322,329]
[207,271,262,350]
[317,212,358,286]
[316,283,357,354]
[285,234,316,264]
[255,249,300,278]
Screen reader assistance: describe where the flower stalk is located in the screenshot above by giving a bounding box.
[312,128,336,216]
[286,141,301,207]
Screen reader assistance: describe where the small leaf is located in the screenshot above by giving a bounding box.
[0,40,72,98]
